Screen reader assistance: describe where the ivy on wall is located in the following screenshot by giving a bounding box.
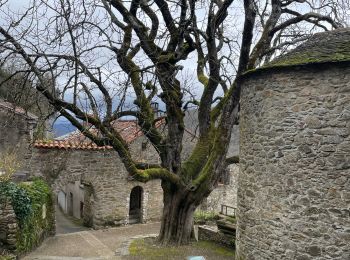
[17,179,55,253]
[0,181,31,225]
[0,179,55,254]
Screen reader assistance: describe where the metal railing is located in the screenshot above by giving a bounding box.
[220,204,236,217]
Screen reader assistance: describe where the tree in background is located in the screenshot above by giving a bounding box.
[0,150,20,182]
[0,0,347,244]
[0,67,56,139]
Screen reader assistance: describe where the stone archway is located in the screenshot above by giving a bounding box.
[129,186,143,224]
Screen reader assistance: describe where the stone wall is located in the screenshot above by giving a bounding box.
[206,164,239,212]
[0,198,18,251]
[30,136,163,227]
[237,64,350,260]
[0,108,36,177]
[62,181,85,219]
[198,226,235,247]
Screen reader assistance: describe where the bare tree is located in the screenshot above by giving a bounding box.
[0,150,21,182]
[0,0,345,244]
[0,66,56,139]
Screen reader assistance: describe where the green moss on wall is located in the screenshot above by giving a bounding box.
[265,41,350,68]
[243,29,350,77]
[0,182,32,223]
[0,179,55,254]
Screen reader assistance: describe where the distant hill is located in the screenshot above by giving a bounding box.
[53,123,76,137]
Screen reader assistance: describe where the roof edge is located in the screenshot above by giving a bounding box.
[238,59,350,82]
[0,100,38,121]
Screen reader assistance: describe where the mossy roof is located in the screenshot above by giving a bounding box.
[245,28,350,76]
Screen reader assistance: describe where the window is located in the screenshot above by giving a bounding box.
[218,168,230,185]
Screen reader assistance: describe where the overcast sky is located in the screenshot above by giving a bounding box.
[2,0,347,130]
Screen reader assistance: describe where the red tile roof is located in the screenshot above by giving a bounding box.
[0,100,38,120]
[34,119,165,150]
[34,140,112,150]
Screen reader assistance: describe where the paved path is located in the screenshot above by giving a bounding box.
[55,206,88,234]
[21,223,160,260]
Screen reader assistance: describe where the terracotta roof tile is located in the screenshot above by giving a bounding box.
[34,139,112,150]
[34,119,165,150]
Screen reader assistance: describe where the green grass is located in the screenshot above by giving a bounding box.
[194,241,235,257]
[129,239,179,259]
[193,210,219,224]
[128,238,234,260]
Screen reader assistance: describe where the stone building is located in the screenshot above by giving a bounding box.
[31,122,163,227]
[0,100,37,178]
[0,98,238,228]
[32,114,239,228]
[237,29,350,260]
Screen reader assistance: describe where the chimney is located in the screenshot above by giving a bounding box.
[150,102,159,118]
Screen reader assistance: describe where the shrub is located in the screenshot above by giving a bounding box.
[194,210,219,224]
[0,151,21,182]
[0,181,32,225]
[0,179,55,254]
[16,179,55,253]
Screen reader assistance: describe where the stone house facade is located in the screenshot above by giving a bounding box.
[31,134,164,227]
[0,100,238,228]
[31,116,239,228]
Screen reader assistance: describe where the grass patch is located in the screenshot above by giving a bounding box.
[127,237,234,260]
[129,239,179,259]
[193,210,219,224]
[194,241,235,257]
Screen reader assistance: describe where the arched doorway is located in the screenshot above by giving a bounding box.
[129,186,143,224]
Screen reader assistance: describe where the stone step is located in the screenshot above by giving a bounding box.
[216,220,236,236]
[128,217,140,224]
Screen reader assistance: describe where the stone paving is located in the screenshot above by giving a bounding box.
[21,223,161,260]
[21,207,160,259]
[55,206,89,235]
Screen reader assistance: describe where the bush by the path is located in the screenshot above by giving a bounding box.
[193,210,219,225]
[0,179,55,254]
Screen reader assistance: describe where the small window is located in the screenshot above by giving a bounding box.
[141,141,147,151]
[218,168,230,185]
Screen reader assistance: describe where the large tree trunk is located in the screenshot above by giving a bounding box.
[158,186,201,245]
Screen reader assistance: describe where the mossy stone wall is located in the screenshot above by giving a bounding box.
[0,197,18,250]
[0,179,55,255]
[16,179,55,253]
